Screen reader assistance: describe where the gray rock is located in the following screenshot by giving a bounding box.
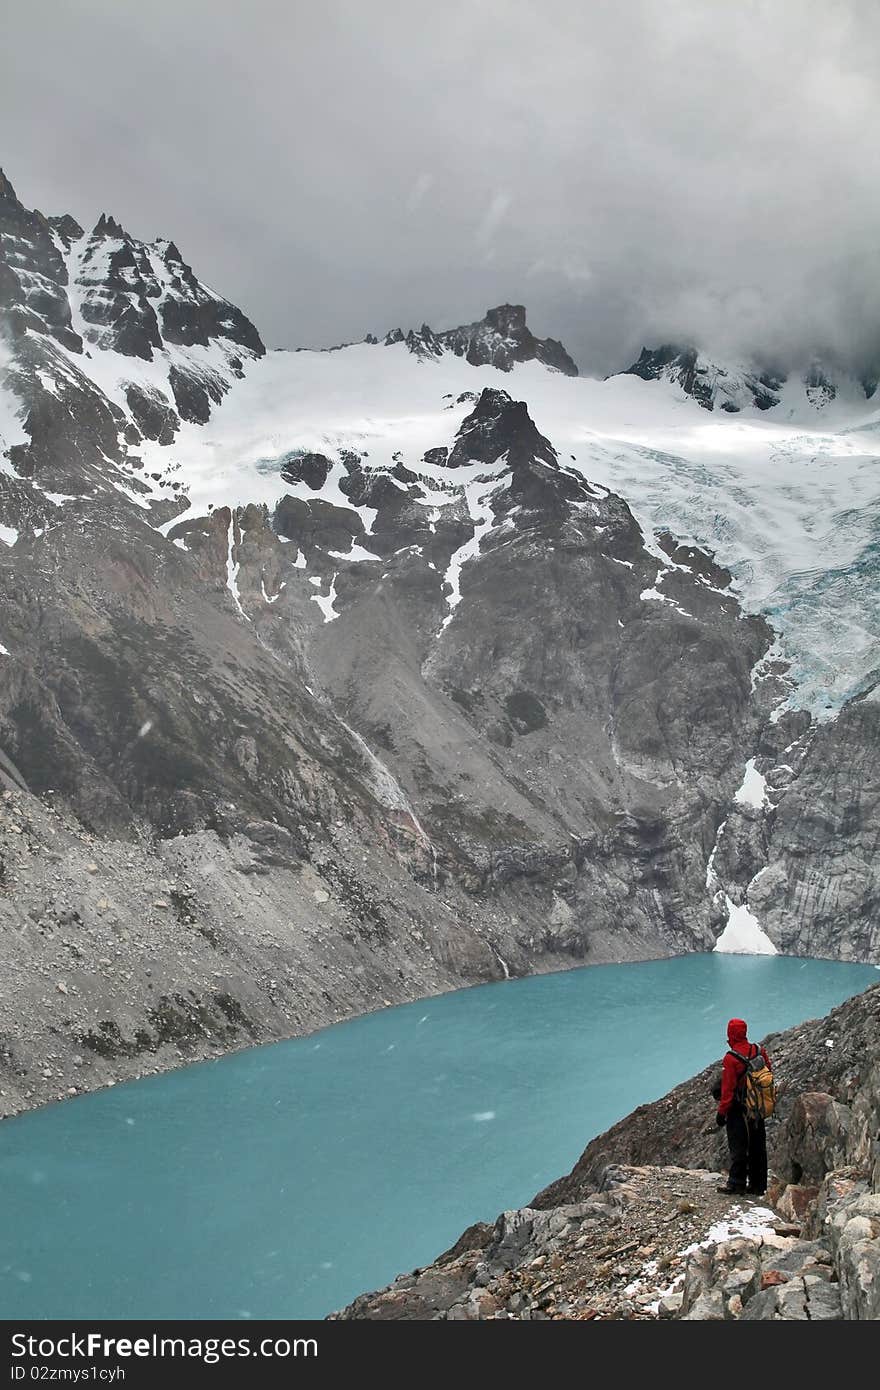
[803,1277,843,1320]
[681,1289,726,1320]
[657,1291,684,1318]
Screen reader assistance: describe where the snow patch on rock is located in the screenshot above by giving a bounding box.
[734,758,770,810]
[714,896,778,955]
[310,573,339,623]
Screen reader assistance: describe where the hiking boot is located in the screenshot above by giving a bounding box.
[746,1187,766,1196]
[716,1183,746,1195]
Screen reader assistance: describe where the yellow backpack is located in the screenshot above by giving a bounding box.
[729,1047,776,1120]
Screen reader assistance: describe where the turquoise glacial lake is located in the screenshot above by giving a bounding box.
[1,953,876,1320]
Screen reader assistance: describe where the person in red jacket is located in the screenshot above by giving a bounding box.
[714,1018,771,1196]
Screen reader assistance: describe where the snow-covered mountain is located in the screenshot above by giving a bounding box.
[1,166,878,1111]
[619,342,878,415]
[115,319,879,716]
[0,168,265,429]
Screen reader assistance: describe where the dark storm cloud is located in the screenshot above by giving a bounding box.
[3,0,880,373]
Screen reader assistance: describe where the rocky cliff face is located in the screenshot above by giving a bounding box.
[709,686,880,963]
[1,166,878,1112]
[335,982,880,1319]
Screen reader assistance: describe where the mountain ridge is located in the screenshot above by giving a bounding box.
[618,341,878,413]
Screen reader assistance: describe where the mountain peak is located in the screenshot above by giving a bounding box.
[48,214,85,249]
[620,344,784,412]
[154,238,184,264]
[0,170,82,351]
[0,165,264,426]
[92,212,126,240]
[484,303,527,334]
[378,303,578,376]
[447,385,558,469]
[624,344,715,409]
[441,304,578,376]
[0,168,20,209]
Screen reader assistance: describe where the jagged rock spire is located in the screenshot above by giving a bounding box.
[377,304,578,376]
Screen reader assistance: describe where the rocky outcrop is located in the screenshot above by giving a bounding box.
[74,214,164,360]
[437,304,578,376]
[333,1161,853,1321]
[680,1219,844,1321]
[701,683,880,962]
[336,984,880,1319]
[153,238,264,357]
[822,1181,880,1318]
[804,361,837,408]
[380,304,579,375]
[332,1166,782,1321]
[751,687,880,961]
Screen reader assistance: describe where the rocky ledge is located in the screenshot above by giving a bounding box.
[333,1165,849,1321]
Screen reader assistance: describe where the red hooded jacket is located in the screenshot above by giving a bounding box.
[718,1018,771,1117]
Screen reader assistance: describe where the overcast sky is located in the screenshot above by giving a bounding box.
[3,0,879,373]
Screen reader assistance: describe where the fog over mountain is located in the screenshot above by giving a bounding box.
[3,0,879,373]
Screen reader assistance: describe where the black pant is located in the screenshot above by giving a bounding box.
[726,1106,767,1192]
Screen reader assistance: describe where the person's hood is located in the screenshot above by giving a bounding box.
[727,1018,748,1046]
